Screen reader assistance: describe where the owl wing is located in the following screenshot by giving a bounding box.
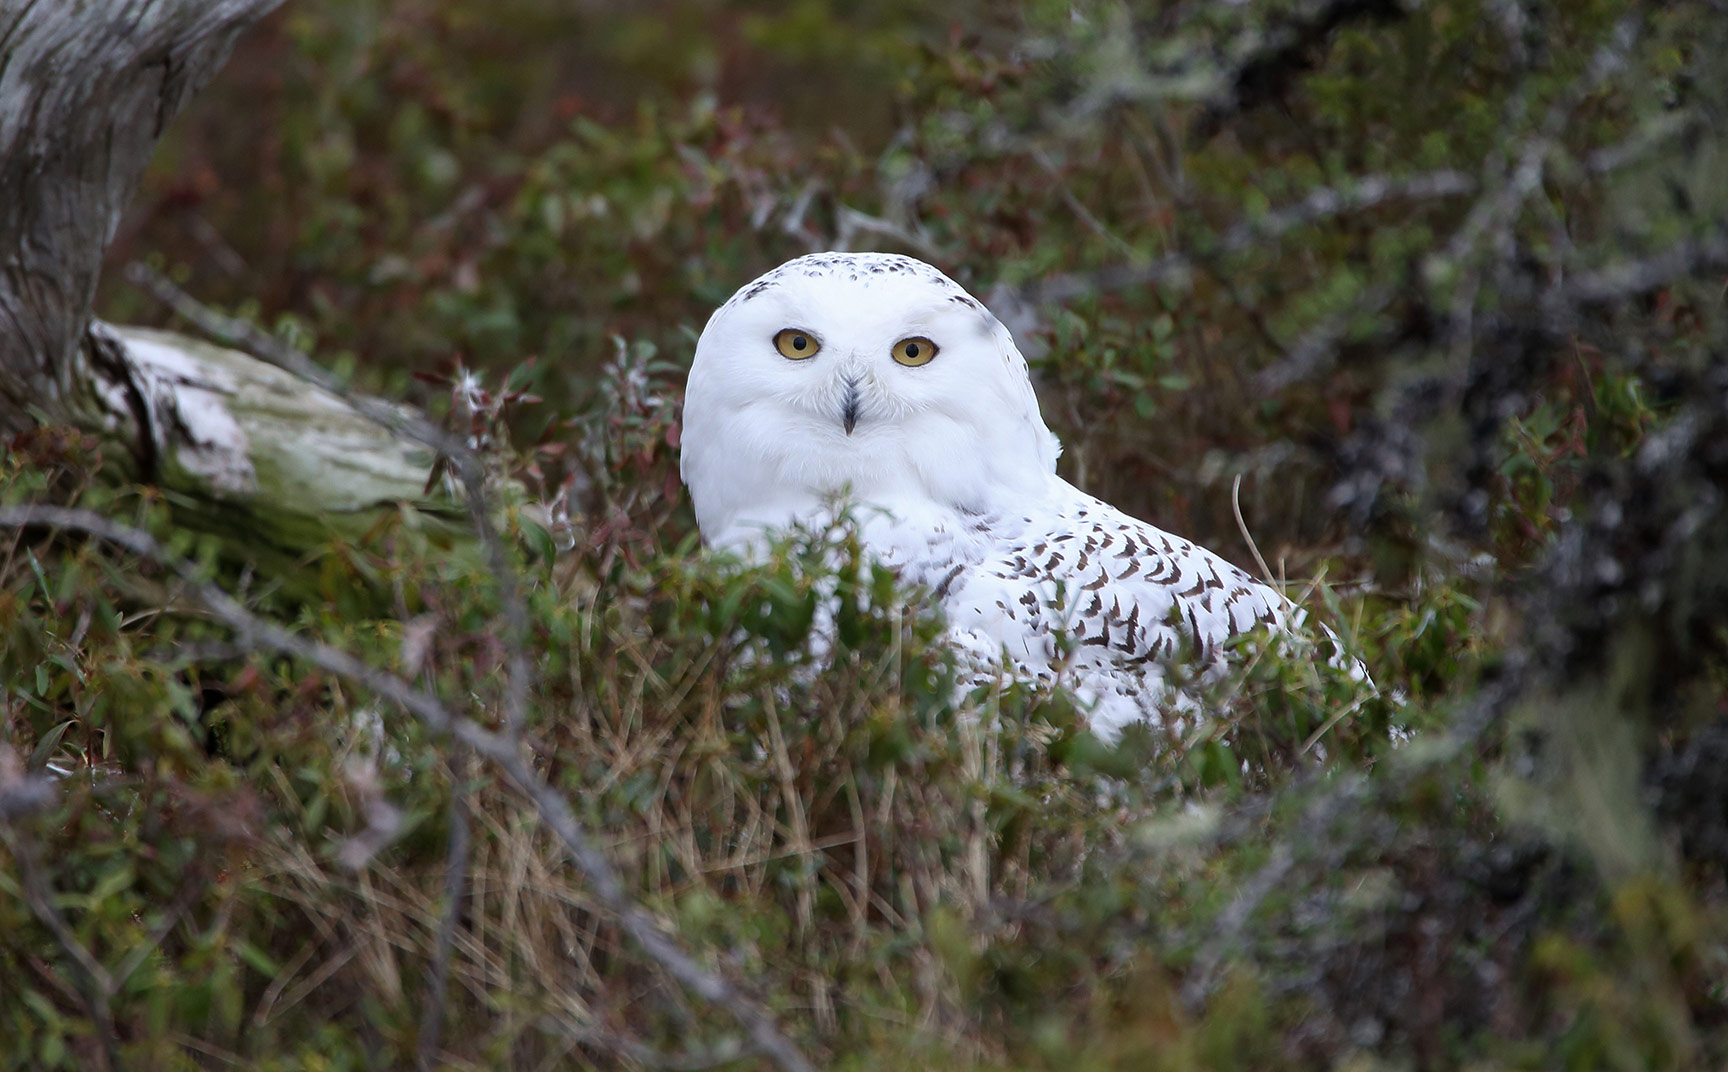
[937,484,1292,686]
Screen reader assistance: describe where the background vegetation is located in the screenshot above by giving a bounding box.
[5,0,1728,1068]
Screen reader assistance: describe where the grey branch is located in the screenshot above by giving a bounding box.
[1543,230,1728,328]
[1016,169,1477,307]
[416,751,472,1072]
[124,262,534,738]
[0,503,816,1072]
[0,822,121,1069]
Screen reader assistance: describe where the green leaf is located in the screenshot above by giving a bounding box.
[86,864,137,910]
[520,520,556,564]
[28,720,75,769]
[236,941,282,978]
[25,548,53,601]
[39,1029,65,1068]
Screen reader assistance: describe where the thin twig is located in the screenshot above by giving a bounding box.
[122,263,534,737]
[112,869,206,991]
[1178,771,1365,1010]
[1032,149,1143,262]
[1018,169,1477,306]
[1230,473,1284,603]
[416,748,472,1072]
[540,1013,754,1071]
[1299,691,1372,755]
[0,504,818,1072]
[832,205,946,260]
[1253,286,1396,393]
[1582,109,1704,176]
[1544,230,1728,321]
[0,825,122,1070]
[1432,14,1643,364]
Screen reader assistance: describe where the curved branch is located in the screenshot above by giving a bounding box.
[0,503,818,1072]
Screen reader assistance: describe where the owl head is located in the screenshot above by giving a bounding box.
[680,252,1061,547]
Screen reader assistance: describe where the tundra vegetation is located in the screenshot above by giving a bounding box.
[3,1,1727,1069]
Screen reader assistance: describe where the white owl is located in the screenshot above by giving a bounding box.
[680,251,1317,740]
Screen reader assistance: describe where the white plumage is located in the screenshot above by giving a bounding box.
[680,252,1303,739]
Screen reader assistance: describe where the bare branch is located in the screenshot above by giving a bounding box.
[1253,283,1399,394]
[1017,169,1476,307]
[832,205,946,261]
[1543,230,1728,327]
[112,870,206,992]
[0,823,120,1070]
[1192,0,1415,139]
[416,750,471,1072]
[1430,15,1642,359]
[1582,109,1706,177]
[541,1014,755,1071]
[124,263,535,737]
[0,504,817,1072]
[1254,15,1651,394]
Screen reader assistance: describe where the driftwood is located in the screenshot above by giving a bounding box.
[0,0,441,546]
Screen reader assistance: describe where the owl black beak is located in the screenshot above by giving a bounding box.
[841,380,860,435]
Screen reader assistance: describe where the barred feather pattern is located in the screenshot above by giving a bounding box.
[858,482,1292,739]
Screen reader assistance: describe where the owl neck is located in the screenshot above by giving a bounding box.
[696,440,1055,553]
[685,393,1060,550]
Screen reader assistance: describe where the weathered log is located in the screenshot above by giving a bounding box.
[94,322,451,541]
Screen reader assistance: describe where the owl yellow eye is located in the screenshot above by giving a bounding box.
[891,336,938,367]
[773,328,819,360]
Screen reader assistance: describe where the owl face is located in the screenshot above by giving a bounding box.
[682,253,1060,547]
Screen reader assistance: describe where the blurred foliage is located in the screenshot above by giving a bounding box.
[6,0,1728,1068]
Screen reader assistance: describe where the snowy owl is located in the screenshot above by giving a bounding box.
[680,251,1312,739]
